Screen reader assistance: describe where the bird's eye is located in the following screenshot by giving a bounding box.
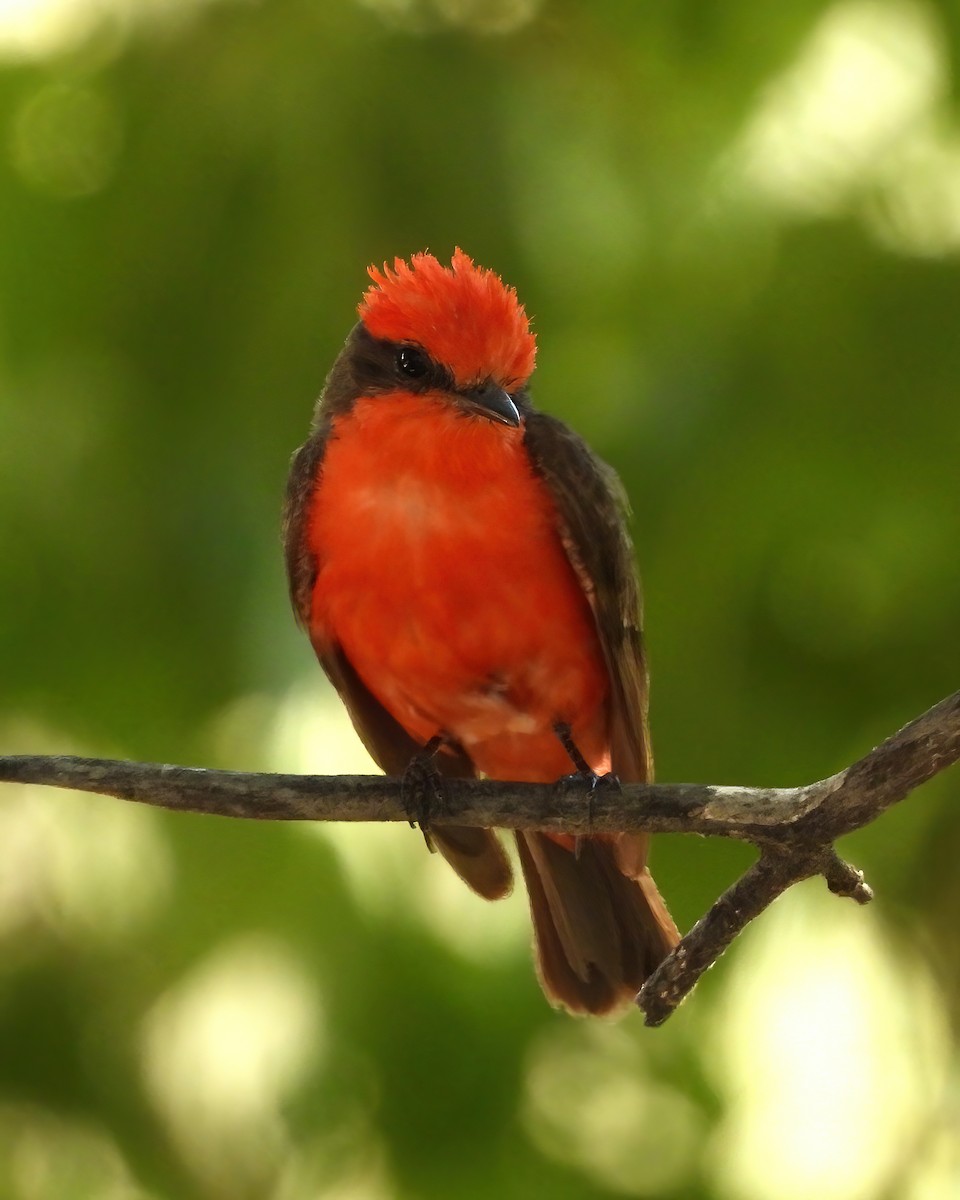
[397,346,429,380]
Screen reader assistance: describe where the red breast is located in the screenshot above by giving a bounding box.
[306,390,611,783]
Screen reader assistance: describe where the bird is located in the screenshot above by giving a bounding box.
[283,249,679,1014]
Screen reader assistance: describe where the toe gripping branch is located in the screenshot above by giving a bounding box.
[552,721,622,851]
[401,734,448,852]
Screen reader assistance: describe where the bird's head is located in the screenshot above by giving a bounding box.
[350,249,537,428]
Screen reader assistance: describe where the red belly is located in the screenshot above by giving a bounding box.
[307,393,611,782]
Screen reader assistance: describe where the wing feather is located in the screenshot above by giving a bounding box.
[522,410,653,784]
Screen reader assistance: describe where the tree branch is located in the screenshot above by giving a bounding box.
[1,689,957,1023]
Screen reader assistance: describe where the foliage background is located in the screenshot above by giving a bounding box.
[1,0,958,1197]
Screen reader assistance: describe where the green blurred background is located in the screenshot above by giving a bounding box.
[1,0,959,1196]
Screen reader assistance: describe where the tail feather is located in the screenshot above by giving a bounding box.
[516,831,679,1015]
[433,825,513,900]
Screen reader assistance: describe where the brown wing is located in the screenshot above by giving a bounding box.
[282,427,513,901]
[521,409,652,785]
[517,409,679,1013]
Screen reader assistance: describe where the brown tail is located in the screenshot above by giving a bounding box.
[515,831,679,1015]
[432,825,513,900]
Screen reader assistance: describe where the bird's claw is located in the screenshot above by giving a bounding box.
[556,769,621,793]
[555,769,621,855]
[552,720,622,848]
[401,736,447,852]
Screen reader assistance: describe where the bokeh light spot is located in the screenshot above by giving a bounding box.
[707,888,952,1200]
[523,1022,703,1195]
[356,0,542,35]
[141,934,322,1193]
[719,0,960,259]
[0,1103,154,1200]
[0,725,171,943]
[9,81,122,199]
[728,0,941,215]
[0,0,245,60]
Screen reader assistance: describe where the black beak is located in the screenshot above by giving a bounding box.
[459,380,521,428]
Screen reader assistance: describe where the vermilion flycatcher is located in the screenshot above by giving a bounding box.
[284,250,679,1014]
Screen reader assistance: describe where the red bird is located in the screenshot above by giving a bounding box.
[284,250,679,1014]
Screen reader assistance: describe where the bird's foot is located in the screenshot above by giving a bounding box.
[556,769,621,850]
[401,735,447,853]
[553,721,621,854]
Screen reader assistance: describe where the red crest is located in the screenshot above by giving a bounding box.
[359,249,537,390]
